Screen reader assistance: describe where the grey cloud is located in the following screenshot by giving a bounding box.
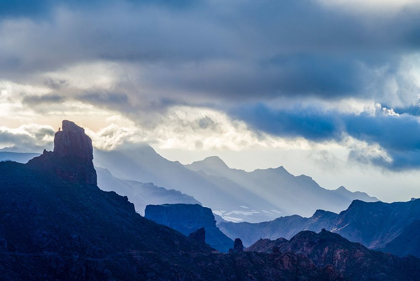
[0,126,54,153]
[233,104,420,170]
[0,0,420,105]
[22,94,65,105]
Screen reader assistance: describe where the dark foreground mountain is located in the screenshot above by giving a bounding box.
[247,230,420,281]
[145,204,234,252]
[96,167,200,215]
[0,120,343,280]
[220,199,420,258]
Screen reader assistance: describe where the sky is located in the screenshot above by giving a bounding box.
[1,0,420,201]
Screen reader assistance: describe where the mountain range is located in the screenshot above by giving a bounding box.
[0,138,377,223]
[220,198,420,258]
[93,146,377,222]
[1,120,418,280]
[0,120,349,280]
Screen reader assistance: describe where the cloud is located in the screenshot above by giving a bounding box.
[0,124,54,152]
[22,93,65,105]
[233,103,420,170]
[1,0,420,172]
[0,0,420,106]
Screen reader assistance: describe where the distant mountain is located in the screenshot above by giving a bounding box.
[186,156,378,217]
[145,204,234,252]
[220,199,420,258]
[96,167,200,215]
[0,120,345,281]
[94,146,285,223]
[220,209,338,246]
[0,152,39,163]
[247,229,420,281]
[0,140,378,223]
[94,149,377,223]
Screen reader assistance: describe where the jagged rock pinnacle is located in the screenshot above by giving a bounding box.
[54,120,93,161]
[28,120,97,185]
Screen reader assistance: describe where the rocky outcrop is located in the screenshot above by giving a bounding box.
[247,229,420,281]
[232,238,243,253]
[28,120,97,185]
[189,228,205,244]
[145,204,234,252]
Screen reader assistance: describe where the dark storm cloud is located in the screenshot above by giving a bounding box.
[233,104,420,170]
[22,94,65,105]
[1,0,420,101]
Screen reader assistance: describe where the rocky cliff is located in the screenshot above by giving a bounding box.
[27,120,97,185]
[145,204,234,252]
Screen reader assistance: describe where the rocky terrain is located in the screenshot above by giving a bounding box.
[145,204,234,252]
[247,229,420,281]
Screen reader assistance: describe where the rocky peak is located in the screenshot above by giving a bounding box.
[27,120,97,185]
[54,120,93,161]
[232,238,244,253]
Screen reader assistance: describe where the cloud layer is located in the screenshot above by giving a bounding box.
[1,0,420,170]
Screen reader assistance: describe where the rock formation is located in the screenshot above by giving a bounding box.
[232,238,243,253]
[28,120,97,185]
[145,204,234,252]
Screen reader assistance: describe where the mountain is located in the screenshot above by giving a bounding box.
[0,120,344,280]
[145,204,234,252]
[220,199,420,258]
[187,156,378,218]
[0,137,377,223]
[96,167,200,215]
[330,199,420,252]
[220,209,339,246]
[247,229,420,281]
[94,146,285,223]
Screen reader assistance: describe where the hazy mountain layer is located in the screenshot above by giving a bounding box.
[94,146,285,223]
[187,156,378,217]
[96,167,200,215]
[221,198,420,258]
